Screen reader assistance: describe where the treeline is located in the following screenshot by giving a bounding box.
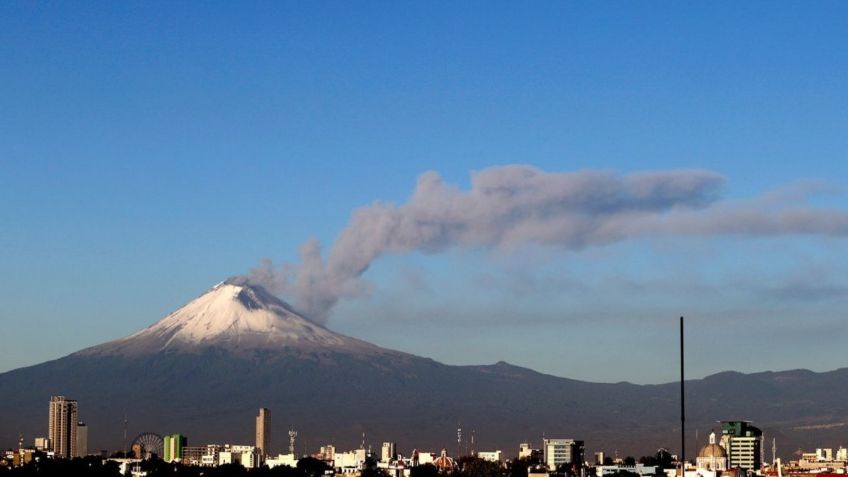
[1,456,501,477]
[0,451,673,477]
[0,456,333,477]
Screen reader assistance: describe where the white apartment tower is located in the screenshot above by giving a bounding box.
[381,442,396,463]
[48,396,78,458]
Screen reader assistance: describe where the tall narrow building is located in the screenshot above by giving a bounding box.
[76,421,88,457]
[48,396,78,458]
[256,408,270,457]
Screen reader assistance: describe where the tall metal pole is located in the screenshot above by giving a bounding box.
[680,316,685,475]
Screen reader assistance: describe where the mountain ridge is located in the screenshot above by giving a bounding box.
[1,281,846,458]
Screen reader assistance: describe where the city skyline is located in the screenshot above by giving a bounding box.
[21,392,846,473]
[3,2,848,384]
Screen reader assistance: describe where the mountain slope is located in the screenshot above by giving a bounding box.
[77,278,394,358]
[1,282,846,458]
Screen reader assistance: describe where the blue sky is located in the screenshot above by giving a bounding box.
[2,1,847,382]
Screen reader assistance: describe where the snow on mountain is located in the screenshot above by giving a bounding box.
[78,278,390,357]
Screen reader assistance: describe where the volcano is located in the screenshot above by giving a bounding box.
[1,280,847,458]
[79,278,395,358]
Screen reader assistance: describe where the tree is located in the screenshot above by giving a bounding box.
[296,457,330,477]
[361,455,388,477]
[457,457,503,477]
[411,463,440,477]
[507,456,540,477]
[654,449,673,469]
[623,456,636,466]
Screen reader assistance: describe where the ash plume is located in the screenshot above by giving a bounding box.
[248,164,848,324]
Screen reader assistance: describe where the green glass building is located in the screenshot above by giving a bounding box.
[164,434,187,463]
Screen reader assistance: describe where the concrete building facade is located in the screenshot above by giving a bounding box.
[75,421,88,457]
[382,442,396,463]
[543,438,585,469]
[48,396,78,458]
[720,421,762,470]
[256,408,270,457]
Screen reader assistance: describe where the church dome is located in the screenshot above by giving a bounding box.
[433,449,456,471]
[698,443,727,459]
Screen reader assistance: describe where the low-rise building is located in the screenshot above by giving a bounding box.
[477,451,502,463]
[33,438,51,451]
[219,445,258,468]
[335,448,368,473]
[182,444,223,466]
[543,438,584,469]
[267,453,299,469]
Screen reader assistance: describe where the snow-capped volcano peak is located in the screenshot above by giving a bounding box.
[81,279,387,357]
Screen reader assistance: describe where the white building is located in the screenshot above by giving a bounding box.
[696,432,727,472]
[48,396,78,459]
[596,464,663,477]
[33,437,51,451]
[405,450,435,467]
[267,453,299,469]
[477,451,502,463]
[320,445,336,463]
[335,449,368,472]
[382,442,397,463]
[219,445,259,468]
[817,448,834,462]
[519,443,540,460]
[543,439,584,469]
[837,447,848,462]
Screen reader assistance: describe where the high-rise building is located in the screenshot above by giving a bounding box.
[48,396,78,458]
[543,438,584,469]
[76,422,88,457]
[163,434,187,462]
[256,408,270,456]
[720,421,762,470]
[381,442,396,463]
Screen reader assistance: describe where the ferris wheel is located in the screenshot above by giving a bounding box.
[131,432,164,459]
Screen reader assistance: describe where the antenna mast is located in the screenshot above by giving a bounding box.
[457,423,462,457]
[772,437,777,465]
[123,415,128,455]
[680,316,685,475]
[289,428,298,455]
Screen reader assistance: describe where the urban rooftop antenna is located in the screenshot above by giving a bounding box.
[457,423,462,457]
[123,415,128,455]
[289,428,298,455]
[680,316,685,475]
[772,437,777,465]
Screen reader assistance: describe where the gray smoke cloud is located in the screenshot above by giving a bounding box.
[248,165,848,324]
